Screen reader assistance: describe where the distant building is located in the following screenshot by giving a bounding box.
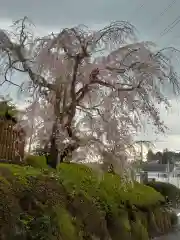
[135,161,180,188]
[172,166,180,178]
[140,161,174,181]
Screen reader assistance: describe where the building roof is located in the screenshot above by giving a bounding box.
[140,162,174,173]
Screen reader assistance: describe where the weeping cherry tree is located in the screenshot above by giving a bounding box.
[0,17,179,170]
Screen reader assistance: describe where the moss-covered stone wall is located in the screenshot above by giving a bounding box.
[0,162,177,240]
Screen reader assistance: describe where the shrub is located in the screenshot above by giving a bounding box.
[146,181,180,208]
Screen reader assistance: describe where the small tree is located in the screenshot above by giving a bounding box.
[162,149,172,164]
[147,149,155,162]
[0,17,179,168]
[155,151,163,163]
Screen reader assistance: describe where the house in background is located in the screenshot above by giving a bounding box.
[135,161,180,188]
[140,161,174,181]
[172,166,180,178]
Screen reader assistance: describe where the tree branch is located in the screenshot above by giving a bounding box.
[13,45,56,91]
[63,55,81,134]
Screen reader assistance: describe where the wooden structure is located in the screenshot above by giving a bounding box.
[0,115,26,162]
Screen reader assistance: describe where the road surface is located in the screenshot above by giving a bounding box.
[154,229,180,240]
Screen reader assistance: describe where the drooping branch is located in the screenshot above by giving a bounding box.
[14,46,56,91]
[67,55,81,125]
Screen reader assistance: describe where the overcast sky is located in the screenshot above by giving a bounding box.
[0,0,180,153]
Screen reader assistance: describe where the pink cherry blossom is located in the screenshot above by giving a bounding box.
[0,18,179,170]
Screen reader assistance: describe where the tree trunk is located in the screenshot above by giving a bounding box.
[59,142,80,163]
[49,122,59,168]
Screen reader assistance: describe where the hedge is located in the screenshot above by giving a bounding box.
[147,181,180,208]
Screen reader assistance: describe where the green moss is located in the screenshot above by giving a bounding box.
[98,173,164,208]
[25,155,48,169]
[0,109,17,117]
[131,220,149,240]
[0,162,176,240]
[54,206,78,240]
[57,163,164,207]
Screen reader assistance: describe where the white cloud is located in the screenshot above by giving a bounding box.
[137,98,180,152]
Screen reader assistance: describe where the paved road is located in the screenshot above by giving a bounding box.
[154,229,180,240]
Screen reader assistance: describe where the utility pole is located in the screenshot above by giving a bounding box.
[140,141,143,162]
[135,140,152,162]
[167,157,170,183]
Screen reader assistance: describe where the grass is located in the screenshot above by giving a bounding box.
[25,155,48,169]
[0,161,177,240]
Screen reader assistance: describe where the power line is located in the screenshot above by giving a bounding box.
[130,0,178,44]
[166,31,180,46]
[132,0,180,44]
[159,14,180,38]
[165,12,180,45]
[129,0,178,44]
[129,1,147,22]
[148,0,177,30]
[157,0,177,18]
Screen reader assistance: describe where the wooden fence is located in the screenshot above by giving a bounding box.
[0,117,25,162]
